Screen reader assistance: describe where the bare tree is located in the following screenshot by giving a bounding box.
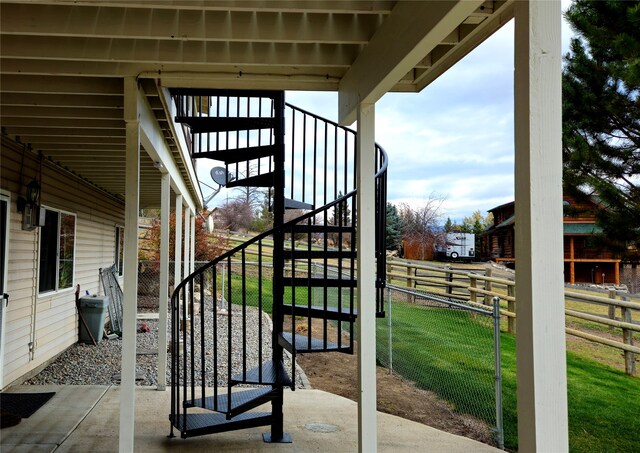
[397,194,446,260]
[217,198,254,232]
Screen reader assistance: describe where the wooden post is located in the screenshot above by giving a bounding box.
[484,267,493,306]
[406,263,413,289]
[622,296,636,376]
[470,276,477,303]
[614,262,620,286]
[446,268,453,295]
[508,284,516,334]
[608,290,617,331]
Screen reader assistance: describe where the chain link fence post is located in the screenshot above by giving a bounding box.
[387,286,393,373]
[493,296,504,450]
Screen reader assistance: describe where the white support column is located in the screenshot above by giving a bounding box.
[356,102,377,453]
[190,212,196,274]
[514,1,568,452]
[120,77,139,452]
[157,172,171,391]
[183,207,190,280]
[174,195,183,287]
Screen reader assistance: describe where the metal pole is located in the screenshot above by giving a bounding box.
[387,286,393,373]
[493,296,504,450]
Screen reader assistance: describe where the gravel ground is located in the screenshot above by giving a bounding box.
[24,295,306,389]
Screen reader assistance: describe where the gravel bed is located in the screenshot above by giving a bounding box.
[24,295,307,389]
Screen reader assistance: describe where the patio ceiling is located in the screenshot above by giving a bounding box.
[0,0,514,208]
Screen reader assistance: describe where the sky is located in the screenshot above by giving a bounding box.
[199,2,576,223]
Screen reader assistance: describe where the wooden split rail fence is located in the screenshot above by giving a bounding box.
[211,234,639,375]
[386,258,639,376]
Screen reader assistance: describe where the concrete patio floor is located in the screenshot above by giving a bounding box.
[1,385,501,452]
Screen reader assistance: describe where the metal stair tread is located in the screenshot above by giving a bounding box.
[175,116,275,133]
[282,303,357,321]
[185,387,275,415]
[192,144,277,163]
[230,360,292,387]
[284,198,314,210]
[279,332,352,354]
[225,172,274,188]
[171,411,272,438]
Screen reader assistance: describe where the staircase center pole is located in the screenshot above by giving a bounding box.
[266,91,289,443]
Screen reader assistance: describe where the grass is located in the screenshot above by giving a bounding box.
[379,299,640,452]
[221,265,640,451]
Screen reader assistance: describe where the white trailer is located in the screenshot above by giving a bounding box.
[438,233,476,260]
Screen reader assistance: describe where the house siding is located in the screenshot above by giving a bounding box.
[1,137,125,387]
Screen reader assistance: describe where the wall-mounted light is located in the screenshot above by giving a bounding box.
[153,161,164,170]
[18,178,43,231]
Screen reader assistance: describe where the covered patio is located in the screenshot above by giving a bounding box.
[1,1,568,451]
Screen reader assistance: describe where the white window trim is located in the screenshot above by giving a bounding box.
[37,206,77,296]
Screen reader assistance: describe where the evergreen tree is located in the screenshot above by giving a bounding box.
[563,0,640,259]
[444,217,454,233]
[386,202,402,251]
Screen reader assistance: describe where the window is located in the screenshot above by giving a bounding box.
[39,208,76,293]
[115,225,124,276]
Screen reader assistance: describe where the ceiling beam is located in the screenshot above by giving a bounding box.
[415,0,514,91]
[0,92,124,108]
[0,74,123,95]
[1,117,124,129]
[0,35,360,67]
[0,1,395,14]
[0,58,348,87]
[0,4,381,45]
[135,83,200,211]
[338,0,483,124]
[0,105,123,119]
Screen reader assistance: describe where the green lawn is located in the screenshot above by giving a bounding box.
[223,269,640,451]
[379,299,640,452]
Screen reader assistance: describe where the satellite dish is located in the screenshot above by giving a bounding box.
[210,167,234,186]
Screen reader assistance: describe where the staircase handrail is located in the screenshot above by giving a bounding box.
[172,149,387,299]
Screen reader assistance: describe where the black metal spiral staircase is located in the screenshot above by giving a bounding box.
[168,89,387,442]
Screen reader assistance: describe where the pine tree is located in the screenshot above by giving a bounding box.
[386,202,402,251]
[563,0,640,259]
[444,217,454,233]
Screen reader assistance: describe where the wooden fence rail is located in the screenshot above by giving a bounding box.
[385,257,639,376]
[214,234,638,375]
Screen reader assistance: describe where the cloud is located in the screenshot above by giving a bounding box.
[199,12,573,222]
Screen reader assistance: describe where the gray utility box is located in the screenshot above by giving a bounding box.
[79,295,110,344]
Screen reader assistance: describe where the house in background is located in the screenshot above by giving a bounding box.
[479,197,621,285]
[0,1,570,451]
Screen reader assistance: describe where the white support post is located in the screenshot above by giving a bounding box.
[157,172,171,391]
[174,195,183,287]
[183,207,190,280]
[119,77,139,452]
[356,102,377,453]
[190,212,196,274]
[514,1,568,452]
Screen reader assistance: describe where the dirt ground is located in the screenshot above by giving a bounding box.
[294,321,496,447]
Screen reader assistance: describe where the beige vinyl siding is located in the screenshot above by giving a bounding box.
[1,137,125,387]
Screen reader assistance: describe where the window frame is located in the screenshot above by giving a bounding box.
[38,206,77,295]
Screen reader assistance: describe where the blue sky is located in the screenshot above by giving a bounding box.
[200,3,575,223]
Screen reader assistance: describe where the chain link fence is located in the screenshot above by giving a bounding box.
[136,260,503,447]
[378,284,503,448]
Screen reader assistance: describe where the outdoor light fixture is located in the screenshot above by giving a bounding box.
[18,178,44,231]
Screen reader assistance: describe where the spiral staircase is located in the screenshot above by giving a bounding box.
[168,89,387,442]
